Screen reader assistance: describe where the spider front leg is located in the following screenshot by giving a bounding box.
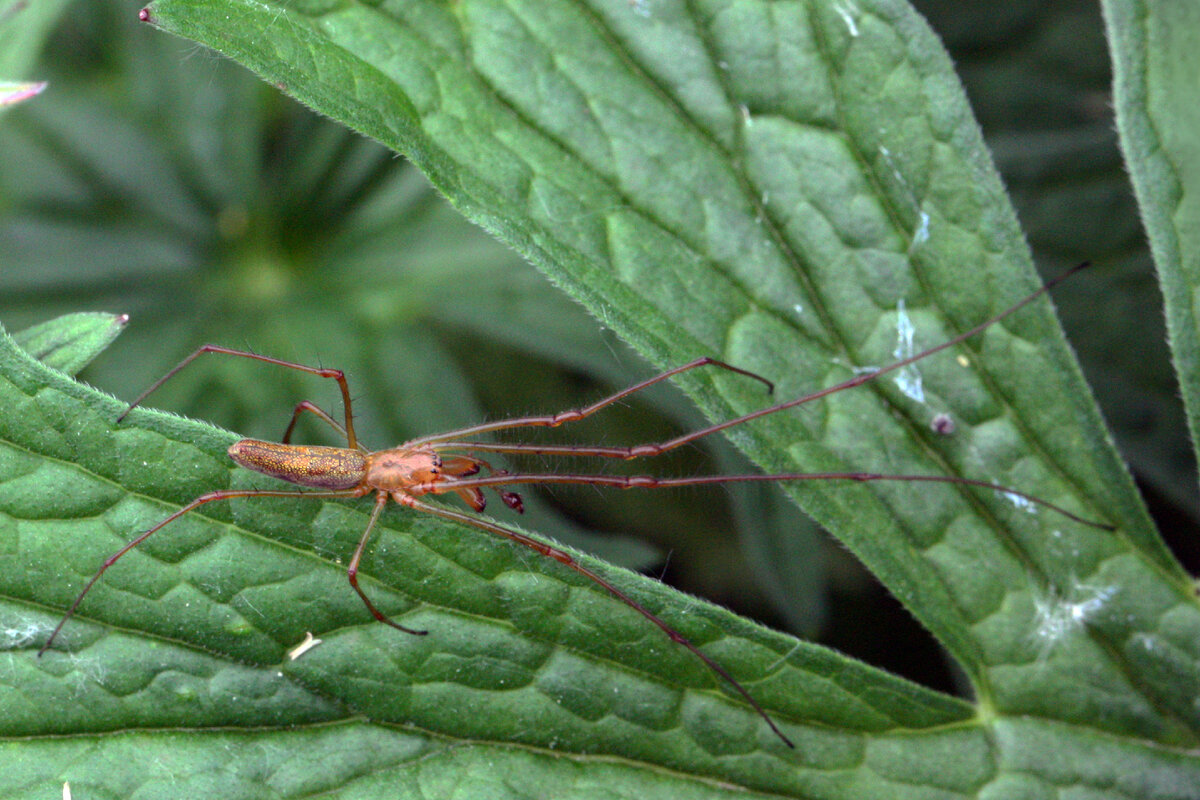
[118,345,361,448]
[406,357,772,448]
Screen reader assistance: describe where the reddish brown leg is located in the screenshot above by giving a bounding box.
[347,492,427,635]
[417,471,1112,529]
[399,494,795,748]
[39,487,363,656]
[430,439,692,459]
[426,263,1092,462]
[117,345,360,448]
[406,357,773,447]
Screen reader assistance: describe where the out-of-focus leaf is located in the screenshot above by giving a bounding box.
[12,311,127,375]
[0,0,73,77]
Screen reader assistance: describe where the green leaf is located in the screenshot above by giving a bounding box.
[0,0,73,78]
[143,0,1200,729]
[2,321,982,795]
[12,311,127,375]
[1102,0,1200,489]
[949,0,1197,525]
[3,0,1200,796]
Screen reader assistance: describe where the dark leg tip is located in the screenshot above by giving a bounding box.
[501,491,524,513]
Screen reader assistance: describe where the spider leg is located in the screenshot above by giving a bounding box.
[416,471,1110,529]
[40,487,363,655]
[347,491,427,635]
[419,263,1091,460]
[396,493,795,748]
[406,357,771,447]
[118,345,360,448]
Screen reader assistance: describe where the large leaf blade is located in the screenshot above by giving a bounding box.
[140,0,1200,743]
[0,321,994,794]
[5,0,1200,794]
